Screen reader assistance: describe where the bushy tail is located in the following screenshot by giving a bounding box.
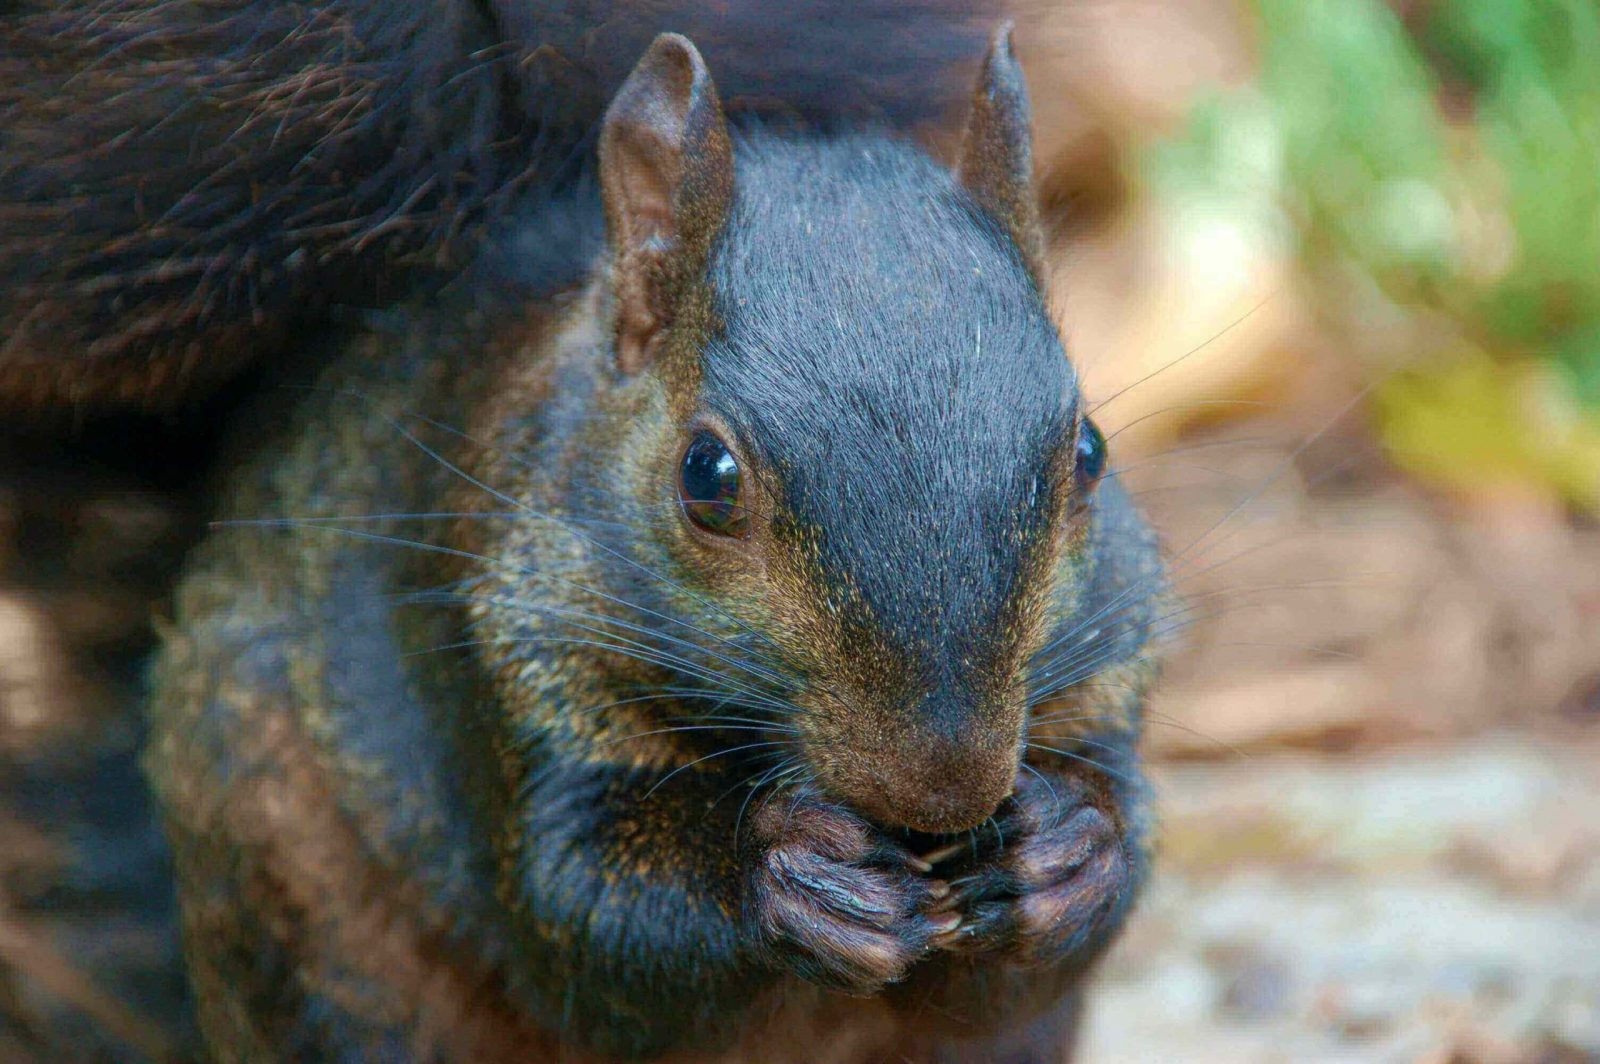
[0,0,1004,411]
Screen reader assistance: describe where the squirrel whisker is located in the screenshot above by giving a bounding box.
[411,588,796,691]
[640,742,803,802]
[598,725,801,749]
[1023,743,1141,788]
[373,403,784,650]
[1029,523,1316,685]
[440,634,786,706]
[1083,294,1277,420]
[732,761,810,845]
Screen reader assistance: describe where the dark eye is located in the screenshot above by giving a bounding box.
[679,432,749,538]
[1074,417,1107,492]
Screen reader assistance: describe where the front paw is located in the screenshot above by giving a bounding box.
[928,772,1133,967]
[747,796,953,995]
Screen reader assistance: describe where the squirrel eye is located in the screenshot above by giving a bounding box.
[1074,417,1107,492]
[679,432,749,538]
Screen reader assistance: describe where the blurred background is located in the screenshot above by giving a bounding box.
[1014,0,1600,1059]
[1,0,1597,1060]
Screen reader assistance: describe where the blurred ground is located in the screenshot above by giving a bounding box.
[1079,407,1600,1063]
[0,443,196,1061]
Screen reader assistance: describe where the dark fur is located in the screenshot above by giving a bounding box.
[0,0,999,410]
[707,137,1071,689]
[1,4,1164,1059]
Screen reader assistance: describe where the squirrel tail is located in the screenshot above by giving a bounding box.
[0,0,1010,412]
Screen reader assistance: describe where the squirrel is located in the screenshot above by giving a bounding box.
[3,2,1163,1061]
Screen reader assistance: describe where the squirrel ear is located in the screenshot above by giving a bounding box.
[956,24,1045,279]
[599,34,734,375]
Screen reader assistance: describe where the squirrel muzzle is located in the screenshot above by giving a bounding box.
[804,685,1026,834]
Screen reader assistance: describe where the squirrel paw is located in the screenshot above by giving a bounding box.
[925,771,1131,968]
[748,796,949,995]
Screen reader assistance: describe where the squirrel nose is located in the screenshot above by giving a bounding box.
[835,721,1020,834]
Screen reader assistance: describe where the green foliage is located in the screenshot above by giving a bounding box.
[1433,0,1600,396]
[1376,351,1600,511]
[1154,0,1600,509]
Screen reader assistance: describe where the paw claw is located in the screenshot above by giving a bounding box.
[919,840,968,866]
[926,914,966,949]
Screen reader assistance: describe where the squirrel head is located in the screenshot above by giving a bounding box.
[536,28,1108,835]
